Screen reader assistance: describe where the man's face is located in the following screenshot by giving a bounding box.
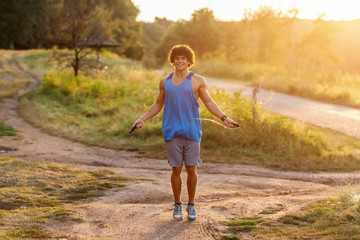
[173,55,189,70]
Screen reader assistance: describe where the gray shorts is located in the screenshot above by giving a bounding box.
[166,138,202,167]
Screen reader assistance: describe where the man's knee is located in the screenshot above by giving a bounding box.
[172,166,183,176]
[185,165,197,175]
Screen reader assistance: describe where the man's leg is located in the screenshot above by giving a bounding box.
[185,165,198,221]
[171,166,184,221]
[171,166,183,204]
[185,165,198,204]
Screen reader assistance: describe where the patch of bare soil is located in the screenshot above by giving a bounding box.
[1,54,360,239]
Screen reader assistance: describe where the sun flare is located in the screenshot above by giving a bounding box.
[133,0,360,22]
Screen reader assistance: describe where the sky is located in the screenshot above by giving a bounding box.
[132,0,360,22]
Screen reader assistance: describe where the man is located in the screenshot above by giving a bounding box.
[132,44,238,221]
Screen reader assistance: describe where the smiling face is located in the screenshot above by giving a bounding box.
[173,55,190,71]
[168,44,195,69]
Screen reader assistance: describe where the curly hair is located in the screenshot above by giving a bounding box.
[168,44,196,68]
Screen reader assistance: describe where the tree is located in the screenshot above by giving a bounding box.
[141,17,173,67]
[217,21,254,63]
[45,0,117,76]
[0,0,143,64]
[244,6,298,65]
[102,0,144,59]
[155,22,185,66]
[155,8,220,65]
[296,15,339,68]
[0,0,49,49]
[182,8,220,58]
[142,17,173,53]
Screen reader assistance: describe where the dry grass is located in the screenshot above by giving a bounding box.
[0,53,31,99]
[0,157,132,239]
[222,185,360,239]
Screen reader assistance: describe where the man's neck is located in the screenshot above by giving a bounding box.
[174,69,190,79]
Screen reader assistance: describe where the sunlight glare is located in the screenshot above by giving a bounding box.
[133,0,360,22]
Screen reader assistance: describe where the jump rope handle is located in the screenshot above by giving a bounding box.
[233,123,241,127]
[129,124,138,134]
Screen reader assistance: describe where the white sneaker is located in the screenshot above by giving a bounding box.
[186,204,196,221]
[173,204,183,221]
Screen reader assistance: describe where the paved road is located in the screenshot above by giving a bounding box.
[207,77,360,139]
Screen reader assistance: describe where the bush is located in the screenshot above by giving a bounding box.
[42,71,115,101]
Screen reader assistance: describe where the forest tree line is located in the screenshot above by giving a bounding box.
[143,7,341,70]
[1,0,358,71]
[0,0,143,60]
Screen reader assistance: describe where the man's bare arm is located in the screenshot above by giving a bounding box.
[131,77,166,131]
[198,76,239,128]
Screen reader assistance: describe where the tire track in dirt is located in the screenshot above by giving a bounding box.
[197,216,218,240]
[13,60,40,97]
[0,51,39,97]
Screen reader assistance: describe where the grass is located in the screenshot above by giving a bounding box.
[14,49,67,80]
[193,59,360,109]
[0,51,31,100]
[0,68,5,86]
[0,75,31,99]
[0,121,16,136]
[0,156,132,239]
[9,49,359,172]
[14,48,124,80]
[221,185,360,239]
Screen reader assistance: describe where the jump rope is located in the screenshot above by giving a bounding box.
[129,117,241,135]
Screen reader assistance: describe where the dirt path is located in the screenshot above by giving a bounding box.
[1,53,360,239]
[0,63,13,92]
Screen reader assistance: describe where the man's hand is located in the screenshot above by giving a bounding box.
[223,117,240,128]
[130,119,144,133]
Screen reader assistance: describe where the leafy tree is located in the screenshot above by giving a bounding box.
[143,17,173,45]
[296,15,339,68]
[155,22,185,66]
[155,8,220,66]
[0,0,49,49]
[142,17,173,53]
[182,8,220,58]
[45,0,116,76]
[0,0,143,62]
[141,17,173,67]
[217,21,254,63]
[102,0,144,59]
[244,6,298,65]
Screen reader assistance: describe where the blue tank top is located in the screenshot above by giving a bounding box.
[162,72,202,142]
